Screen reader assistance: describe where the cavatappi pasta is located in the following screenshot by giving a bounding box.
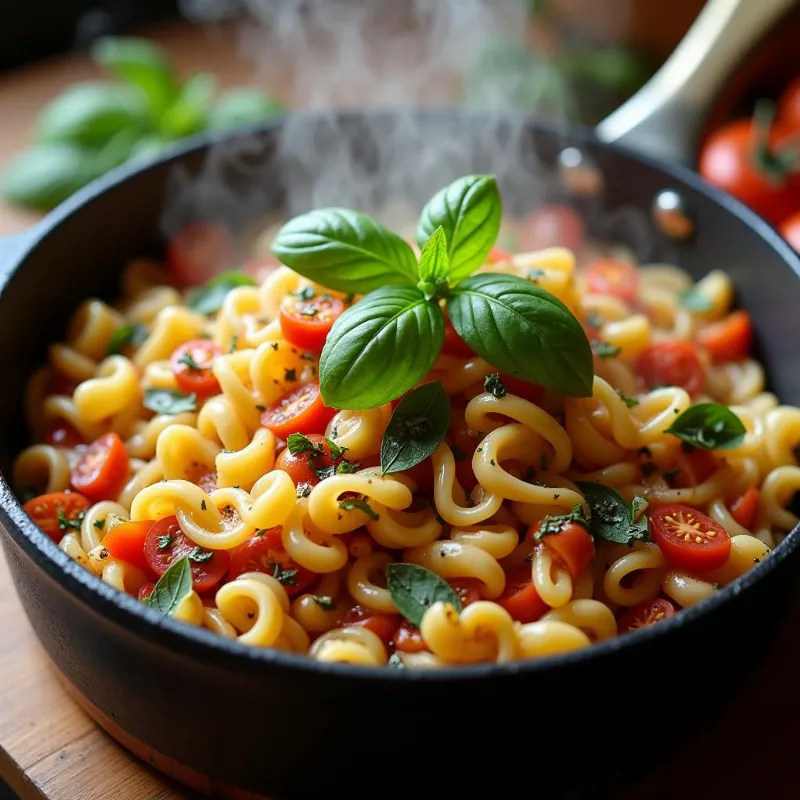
[14,208,795,670]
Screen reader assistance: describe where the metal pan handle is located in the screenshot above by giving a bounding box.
[595,0,797,165]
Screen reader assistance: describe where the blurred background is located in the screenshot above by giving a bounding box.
[1,0,800,240]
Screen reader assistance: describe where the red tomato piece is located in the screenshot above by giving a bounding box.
[279,292,344,351]
[102,520,156,576]
[227,528,315,597]
[22,491,91,544]
[584,258,640,304]
[441,314,476,359]
[166,222,236,288]
[43,422,83,448]
[527,520,595,579]
[617,597,676,634]
[496,566,548,623]
[392,620,429,653]
[448,577,482,606]
[260,383,335,440]
[487,246,512,264]
[634,340,705,396]
[696,310,753,363]
[519,206,585,252]
[729,487,760,529]
[170,340,223,397]
[780,210,800,252]
[144,515,229,594]
[778,75,800,130]
[138,583,155,602]
[274,433,339,486]
[500,375,545,404]
[339,605,402,645]
[650,504,731,573]
[672,448,718,489]
[71,432,129,502]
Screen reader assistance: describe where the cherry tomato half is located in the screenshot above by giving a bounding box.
[279,292,344,351]
[585,258,640,304]
[778,75,800,130]
[144,515,229,593]
[260,383,335,440]
[339,604,402,645]
[43,421,83,448]
[634,340,705,396]
[166,222,236,288]
[780,210,800,253]
[671,447,718,489]
[617,597,676,634]
[527,520,595,579]
[71,432,129,502]
[274,433,339,486]
[102,520,156,576]
[650,504,731,573]
[227,528,315,597]
[729,486,760,530]
[170,339,223,397]
[448,578,483,606]
[22,491,91,544]
[392,620,429,653]
[519,206,584,252]
[696,310,752,363]
[496,566,548,623]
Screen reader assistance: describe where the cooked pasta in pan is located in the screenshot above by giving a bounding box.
[15,174,793,669]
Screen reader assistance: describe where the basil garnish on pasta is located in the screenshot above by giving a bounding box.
[107,321,148,356]
[380,381,450,474]
[678,286,713,312]
[665,402,746,450]
[143,388,197,415]
[145,556,192,615]
[271,174,593,410]
[576,482,650,545]
[386,563,461,628]
[188,270,255,315]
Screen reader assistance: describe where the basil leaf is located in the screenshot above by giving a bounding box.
[319,286,444,409]
[271,208,419,294]
[446,273,593,397]
[380,381,451,474]
[665,403,746,450]
[416,174,502,282]
[145,556,192,615]
[159,73,217,139]
[417,226,449,284]
[36,82,149,146]
[386,563,462,628]
[338,497,380,520]
[678,287,713,312]
[188,271,256,315]
[207,88,283,131]
[107,322,148,356]
[144,388,197,415]
[576,482,649,545]
[92,37,179,116]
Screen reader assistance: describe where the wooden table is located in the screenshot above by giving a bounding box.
[3,18,800,800]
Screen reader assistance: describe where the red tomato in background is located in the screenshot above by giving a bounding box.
[43,422,83,448]
[526,520,595,579]
[441,314,476,359]
[166,223,236,288]
[518,206,584,252]
[584,258,640,304]
[780,210,800,252]
[71,432,129,502]
[634,340,705,396]
[777,75,800,131]
[695,311,753,363]
[102,520,156,576]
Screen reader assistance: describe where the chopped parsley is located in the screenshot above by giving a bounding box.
[296,482,313,498]
[291,286,316,301]
[528,268,545,283]
[338,497,380,520]
[335,460,359,474]
[311,594,336,610]
[156,534,174,551]
[177,351,203,371]
[484,373,507,398]
[616,390,639,408]
[534,505,588,538]
[57,509,84,532]
[592,340,621,358]
[93,518,105,531]
[271,562,298,586]
[187,547,214,564]
[228,335,239,353]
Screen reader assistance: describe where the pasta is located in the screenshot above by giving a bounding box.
[14,187,798,671]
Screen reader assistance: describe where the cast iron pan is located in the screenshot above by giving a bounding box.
[1,2,799,798]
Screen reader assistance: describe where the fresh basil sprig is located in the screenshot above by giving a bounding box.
[386,563,462,628]
[576,482,649,545]
[145,556,192,615]
[665,403,746,450]
[380,381,451,474]
[144,388,197,415]
[271,174,593,409]
[188,270,256,315]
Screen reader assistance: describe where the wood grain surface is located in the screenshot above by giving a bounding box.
[2,15,800,800]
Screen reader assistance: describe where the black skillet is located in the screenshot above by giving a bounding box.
[1,1,799,798]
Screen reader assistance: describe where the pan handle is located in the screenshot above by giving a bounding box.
[595,0,797,165]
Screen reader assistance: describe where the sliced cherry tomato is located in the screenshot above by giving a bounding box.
[650,504,731,573]
[441,314,476,359]
[392,620,428,653]
[138,583,155,602]
[585,258,640,304]
[339,605,402,645]
[500,375,545,404]
[672,448,718,489]
[144,515,229,593]
[102,520,156,576]
[487,246,512,264]
[446,415,480,489]
[448,577,482,606]
[43,422,83,448]
[274,433,339,486]
[71,432,129,502]
[634,340,705,396]
[527,520,595,579]
[778,75,800,130]
[260,383,335,440]
[519,206,584,252]
[227,528,315,596]
[780,209,800,252]
[279,292,344,351]
[166,222,235,288]
[22,491,91,543]
[617,597,676,634]
[729,486,760,529]
[170,339,223,397]
[696,310,752,363]
[699,116,800,225]
[496,566,548,623]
